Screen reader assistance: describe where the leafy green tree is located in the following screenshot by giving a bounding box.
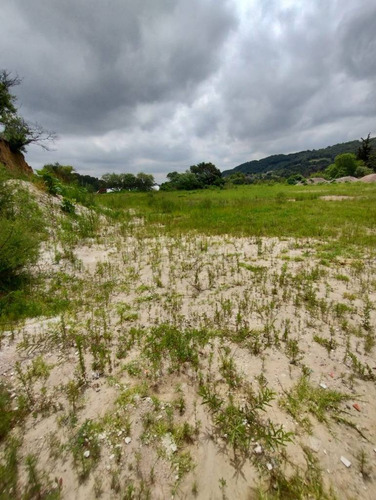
[134,172,155,191]
[357,133,372,165]
[41,163,76,183]
[189,162,223,186]
[226,172,250,185]
[120,173,137,190]
[325,153,358,179]
[0,70,19,123]
[101,173,123,191]
[102,172,154,191]
[0,70,55,153]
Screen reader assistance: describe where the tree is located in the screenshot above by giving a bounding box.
[325,153,358,179]
[0,70,20,122]
[102,173,123,191]
[135,172,155,191]
[357,133,372,165]
[0,69,56,153]
[102,172,155,191]
[189,162,223,186]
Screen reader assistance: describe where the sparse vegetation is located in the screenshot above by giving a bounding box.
[1,174,376,499]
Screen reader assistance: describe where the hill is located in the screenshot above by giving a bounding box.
[222,137,376,178]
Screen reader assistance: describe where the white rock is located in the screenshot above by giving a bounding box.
[254,445,263,454]
[266,463,273,471]
[83,450,90,458]
[340,456,351,468]
[319,383,327,389]
[124,437,132,445]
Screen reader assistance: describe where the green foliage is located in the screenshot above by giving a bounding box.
[0,438,20,498]
[0,382,14,441]
[357,133,373,167]
[143,324,211,372]
[223,137,376,179]
[281,375,351,430]
[324,153,358,179]
[102,172,155,191]
[0,175,46,291]
[97,182,376,253]
[61,197,75,214]
[0,69,55,153]
[161,162,223,191]
[71,419,102,479]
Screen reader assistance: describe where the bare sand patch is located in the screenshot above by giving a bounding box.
[320,195,355,201]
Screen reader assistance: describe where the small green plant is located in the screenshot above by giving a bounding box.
[281,374,351,431]
[61,197,76,214]
[71,419,102,480]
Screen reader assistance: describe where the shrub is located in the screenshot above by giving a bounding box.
[0,171,45,291]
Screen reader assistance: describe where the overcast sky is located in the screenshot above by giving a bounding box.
[1,0,375,181]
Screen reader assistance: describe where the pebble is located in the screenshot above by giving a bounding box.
[319,383,327,389]
[124,437,132,445]
[266,463,273,471]
[254,445,263,454]
[308,437,321,453]
[83,450,90,458]
[340,456,351,468]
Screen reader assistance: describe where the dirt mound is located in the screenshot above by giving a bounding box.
[0,138,33,175]
[359,173,376,183]
[335,176,358,183]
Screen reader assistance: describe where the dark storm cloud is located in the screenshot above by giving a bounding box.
[2,0,236,135]
[339,6,376,79]
[1,0,376,178]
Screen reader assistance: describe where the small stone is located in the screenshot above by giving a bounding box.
[319,383,327,389]
[109,454,115,460]
[308,437,321,453]
[340,456,351,468]
[266,463,273,471]
[83,450,90,458]
[124,437,132,445]
[353,403,361,412]
[254,445,263,454]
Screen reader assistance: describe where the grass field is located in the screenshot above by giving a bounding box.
[98,183,376,251]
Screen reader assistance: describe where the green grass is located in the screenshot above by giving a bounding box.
[97,183,376,252]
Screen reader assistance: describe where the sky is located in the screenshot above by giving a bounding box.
[1,0,376,182]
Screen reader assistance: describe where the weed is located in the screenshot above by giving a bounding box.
[281,375,351,431]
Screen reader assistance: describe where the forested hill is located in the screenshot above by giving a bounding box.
[222,138,376,178]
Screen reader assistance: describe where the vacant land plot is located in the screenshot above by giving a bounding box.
[1,182,376,499]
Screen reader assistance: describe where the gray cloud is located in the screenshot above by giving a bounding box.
[1,0,375,180]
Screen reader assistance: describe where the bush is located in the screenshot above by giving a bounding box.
[0,170,45,291]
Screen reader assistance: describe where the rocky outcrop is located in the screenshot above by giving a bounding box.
[0,138,33,175]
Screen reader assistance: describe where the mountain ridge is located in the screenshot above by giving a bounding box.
[222,137,376,178]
